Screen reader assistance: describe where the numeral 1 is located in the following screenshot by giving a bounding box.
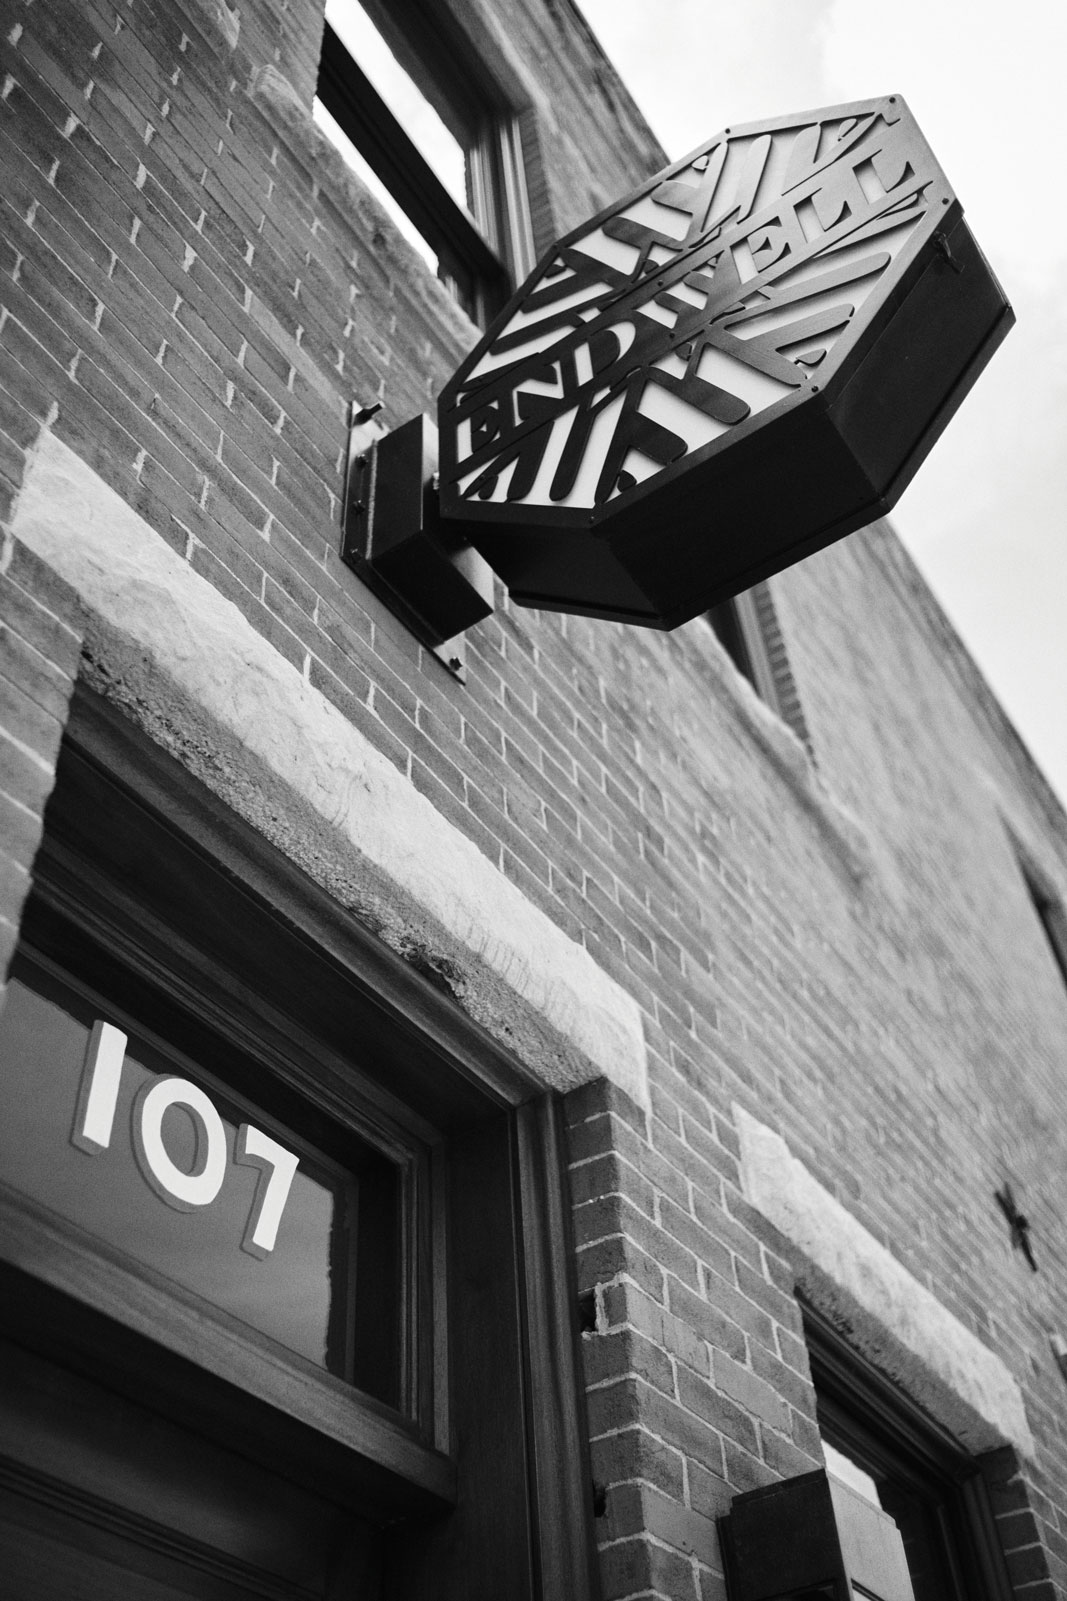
[72,1020,128,1153]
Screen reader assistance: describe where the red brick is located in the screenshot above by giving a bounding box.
[601,1279,710,1377]
[0,725,57,811]
[606,1483,721,1569]
[569,1151,657,1217]
[0,646,73,739]
[0,583,81,679]
[599,1534,698,1601]
[0,786,46,870]
[591,1426,686,1503]
[577,1233,667,1307]
[583,1326,676,1399]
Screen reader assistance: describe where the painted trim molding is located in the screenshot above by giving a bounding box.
[11,430,649,1110]
[734,1105,1034,1460]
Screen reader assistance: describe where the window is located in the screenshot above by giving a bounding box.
[807,1309,1013,1601]
[1022,870,1067,990]
[316,0,537,324]
[2,944,407,1408]
[705,582,813,753]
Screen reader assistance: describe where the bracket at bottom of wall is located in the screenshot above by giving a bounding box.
[341,407,496,679]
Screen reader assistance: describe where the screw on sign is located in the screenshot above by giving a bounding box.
[437,96,1012,627]
[73,1019,299,1258]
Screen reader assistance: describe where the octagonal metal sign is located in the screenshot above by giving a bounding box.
[437,96,1012,628]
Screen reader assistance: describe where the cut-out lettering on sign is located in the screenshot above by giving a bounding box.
[74,1020,299,1256]
[436,95,1012,626]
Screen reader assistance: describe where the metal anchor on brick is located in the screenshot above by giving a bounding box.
[342,401,495,679]
[994,1182,1037,1271]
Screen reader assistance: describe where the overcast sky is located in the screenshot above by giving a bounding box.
[580,0,1067,809]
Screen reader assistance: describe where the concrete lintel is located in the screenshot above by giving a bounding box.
[734,1105,1034,1460]
[12,431,649,1110]
[185,0,240,53]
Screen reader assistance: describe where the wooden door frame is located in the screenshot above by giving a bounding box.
[0,684,600,1600]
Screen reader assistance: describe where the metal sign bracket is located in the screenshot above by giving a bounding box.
[341,404,496,679]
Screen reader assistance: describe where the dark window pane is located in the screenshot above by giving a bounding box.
[706,599,756,683]
[313,96,442,272]
[877,1479,960,1601]
[325,0,469,209]
[824,1436,961,1601]
[1026,876,1067,988]
[0,956,401,1407]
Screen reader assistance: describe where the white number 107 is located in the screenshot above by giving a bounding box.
[72,1020,299,1258]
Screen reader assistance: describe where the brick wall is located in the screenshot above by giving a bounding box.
[0,536,83,994]
[3,2,1067,1598]
[568,1077,822,1598]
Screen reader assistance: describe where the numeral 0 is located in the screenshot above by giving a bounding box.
[72,1020,299,1258]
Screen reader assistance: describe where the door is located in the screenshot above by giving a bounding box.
[0,1318,383,1600]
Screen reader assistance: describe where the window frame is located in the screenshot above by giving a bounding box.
[4,935,416,1408]
[705,582,814,753]
[1021,868,1067,990]
[0,683,600,1597]
[316,0,537,325]
[805,1306,1014,1601]
[4,756,450,1514]
[706,592,773,703]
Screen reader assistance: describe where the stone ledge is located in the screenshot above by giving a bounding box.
[12,429,649,1111]
[734,1105,1035,1461]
